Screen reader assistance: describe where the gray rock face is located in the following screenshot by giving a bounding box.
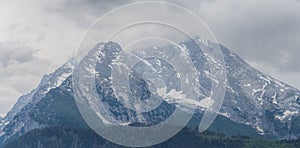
[1,37,300,146]
[0,61,73,143]
[67,39,300,139]
[6,61,74,121]
[219,44,300,138]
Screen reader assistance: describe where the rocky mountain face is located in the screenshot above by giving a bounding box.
[0,61,73,144]
[219,44,300,139]
[1,38,300,146]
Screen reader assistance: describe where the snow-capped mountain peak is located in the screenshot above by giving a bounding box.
[1,38,300,146]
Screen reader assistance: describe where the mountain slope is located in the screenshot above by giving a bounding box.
[219,43,300,138]
[0,62,73,144]
[6,62,73,121]
[1,38,300,146]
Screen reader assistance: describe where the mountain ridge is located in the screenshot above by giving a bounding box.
[1,38,300,146]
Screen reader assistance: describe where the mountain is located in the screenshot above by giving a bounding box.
[6,61,74,121]
[219,45,300,139]
[0,61,73,144]
[1,37,300,147]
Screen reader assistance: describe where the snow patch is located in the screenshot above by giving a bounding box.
[275,110,299,121]
[55,72,72,87]
[244,83,251,87]
[197,38,209,47]
[229,53,236,57]
[256,125,264,135]
[273,79,286,87]
[219,112,230,118]
[159,88,214,109]
[259,75,271,84]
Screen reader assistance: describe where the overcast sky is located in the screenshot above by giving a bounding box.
[0,0,300,117]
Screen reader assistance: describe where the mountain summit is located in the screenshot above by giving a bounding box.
[1,38,300,147]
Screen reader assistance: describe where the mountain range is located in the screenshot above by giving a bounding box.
[0,37,300,147]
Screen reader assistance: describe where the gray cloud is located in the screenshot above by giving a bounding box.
[45,0,132,28]
[46,0,216,28]
[0,41,50,116]
[1,0,300,117]
[0,86,19,117]
[44,0,300,88]
[0,42,39,68]
[199,0,300,73]
[48,0,300,72]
